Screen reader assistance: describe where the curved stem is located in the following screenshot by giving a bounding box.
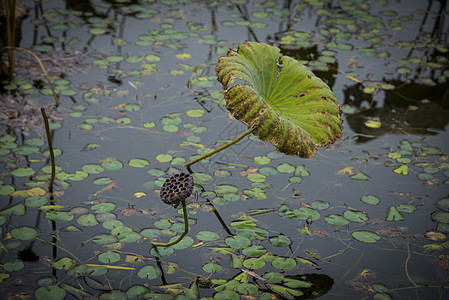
[185,128,253,167]
[1,46,60,106]
[151,198,189,247]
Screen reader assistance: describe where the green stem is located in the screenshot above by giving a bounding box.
[152,198,189,247]
[185,128,253,167]
[41,108,55,193]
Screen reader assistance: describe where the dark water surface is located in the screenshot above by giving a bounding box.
[1,0,449,299]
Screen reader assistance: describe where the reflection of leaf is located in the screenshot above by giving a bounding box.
[216,41,343,158]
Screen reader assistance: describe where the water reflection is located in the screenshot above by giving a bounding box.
[344,80,449,142]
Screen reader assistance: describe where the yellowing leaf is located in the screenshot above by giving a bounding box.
[198,76,209,81]
[110,103,127,110]
[388,152,401,159]
[424,231,446,241]
[134,192,146,198]
[336,167,356,175]
[393,165,408,175]
[175,53,192,60]
[364,118,381,128]
[40,205,66,210]
[126,255,145,263]
[26,187,46,196]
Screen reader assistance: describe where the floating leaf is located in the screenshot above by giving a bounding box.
[225,235,251,249]
[311,200,329,210]
[169,236,194,250]
[272,257,296,270]
[216,42,342,158]
[196,231,219,241]
[203,263,222,273]
[386,206,404,221]
[266,283,303,298]
[77,214,99,226]
[45,211,74,222]
[350,172,371,181]
[129,158,149,167]
[397,204,416,214]
[25,196,48,207]
[137,265,160,279]
[3,260,24,272]
[269,235,291,247]
[53,257,76,270]
[156,154,172,163]
[98,251,120,263]
[93,177,113,186]
[12,167,35,177]
[92,234,118,245]
[393,165,409,175]
[352,231,380,243]
[361,195,380,206]
[247,173,266,183]
[293,207,320,221]
[236,227,268,240]
[254,156,271,165]
[344,210,368,223]
[101,159,124,171]
[91,203,116,213]
[0,185,15,196]
[243,258,265,269]
[277,163,295,173]
[35,285,66,300]
[126,285,150,299]
[325,214,349,226]
[0,203,26,216]
[11,226,37,240]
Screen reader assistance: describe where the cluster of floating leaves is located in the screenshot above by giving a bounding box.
[1,0,449,299]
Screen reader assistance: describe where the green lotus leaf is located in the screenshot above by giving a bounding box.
[216,41,343,158]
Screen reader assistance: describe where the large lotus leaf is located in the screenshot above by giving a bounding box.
[216,41,343,158]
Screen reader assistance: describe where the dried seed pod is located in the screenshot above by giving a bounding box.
[160,173,194,208]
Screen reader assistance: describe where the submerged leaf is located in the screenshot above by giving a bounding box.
[216,42,343,158]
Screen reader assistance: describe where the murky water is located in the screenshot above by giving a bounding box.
[1,0,448,299]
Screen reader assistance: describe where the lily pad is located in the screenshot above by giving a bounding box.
[11,226,37,240]
[386,206,404,221]
[272,257,296,270]
[344,210,369,223]
[352,230,381,243]
[196,231,220,241]
[77,214,99,226]
[137,265,160,279]
[216,42,342,158]
[35,285,66,300]
[325,214,349,226]
[128,158,149,167]
[361,195,380,206]
[98,251,120,263]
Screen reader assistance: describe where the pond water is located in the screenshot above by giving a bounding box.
[1,0,449,299]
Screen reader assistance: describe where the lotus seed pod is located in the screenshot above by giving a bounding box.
[160,173,194,208]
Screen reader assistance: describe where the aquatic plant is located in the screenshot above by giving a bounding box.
[186,41,343,167]
[152,173,194,247]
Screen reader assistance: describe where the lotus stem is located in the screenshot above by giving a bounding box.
[1,47,60,106]
[185,128,253,167]
[5,0,16,77]
[41,108,55,193]
[151,198,189,247]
